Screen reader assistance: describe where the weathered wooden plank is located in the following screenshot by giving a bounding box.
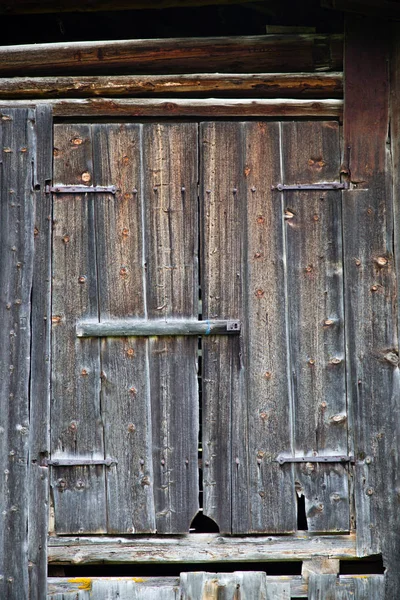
[48,577,179,599]
[77,319,241,337]
[28,105,53,600]
[308,574,337,599]
[0,35,343,76]
[201,122,244,534]
[92,123,156,534]
[51,124,106,533]
[343,17,396,569]
[0,73,343,99]
[180,572,269,599]
[0,108,35,599]
[143,123,199,533]
[46,575,385,599]
[48,532,358,564]
[0,98,342,118]
[234,122,296,534]
[281,121,349,532]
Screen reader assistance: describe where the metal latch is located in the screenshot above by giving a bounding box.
[46,457,118,467]
[46,185,117,194]
[276,454,354,465]
[272,182,348,191]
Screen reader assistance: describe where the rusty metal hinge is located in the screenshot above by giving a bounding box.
[276,454,354,465]
[46,457,118,467]
[272,182,348,191]
[46,185,116,194]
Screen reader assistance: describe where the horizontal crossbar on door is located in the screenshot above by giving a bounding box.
[76,319,241,337]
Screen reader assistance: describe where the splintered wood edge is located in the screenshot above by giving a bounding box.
[0,98,343,118]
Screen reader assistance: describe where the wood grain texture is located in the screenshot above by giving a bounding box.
[92,123,156,534]
[281,121,349,532]
[0,35,343,76]
[143,123,199,533]
[0,108,35,599]
[343,17,397,574]
[51,124,106,533]
[0,98,341,119]
[0,73,343,99]
[46,574,385,599]
[201,122,243,534]
[28,105,53,600]
[233,122,295,534]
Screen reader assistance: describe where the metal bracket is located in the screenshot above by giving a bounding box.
[272,182,348,191]
[276,454,354,465]
[46,457,118,467]
[46,185,117,194]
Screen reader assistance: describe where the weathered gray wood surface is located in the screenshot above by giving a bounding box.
[0,108,35,599]
[46,574,385,599]
[48,577,179,599]
[92,123,156,534]
[281,121,349,532]
[201,122,243,533]
[343,18,397,585]
[51,124,107,533]
[28,105,53,600]
[0,98,343,118]
[0,35,343,76]
[143,123,199,533]
[77,319,241,337]
[52,123,199,534]
[48,532,357,564]
[0,73,343,99]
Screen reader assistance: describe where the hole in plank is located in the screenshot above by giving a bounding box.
[190,509,220,533]
[297,493,308,531]
[50,561,302,578]
[340,555,385,575]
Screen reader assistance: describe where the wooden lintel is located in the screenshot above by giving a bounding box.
[0,73,343,100]
[0,98,343,118]
[48,533,357,565]
[321,0,400,20]
[0,35,343,76]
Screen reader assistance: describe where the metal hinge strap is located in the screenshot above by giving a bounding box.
[47,458,118,467]
[46,185,116,194]
[276,454,354,465]
[273,182,348,191]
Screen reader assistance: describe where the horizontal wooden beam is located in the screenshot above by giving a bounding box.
[48,533,358,564]
[0,35,343,76]
[76,319,241,337]
[0,0,265,15]
[47,575,384,599]
[321,0,400,20]
[0,73,343,99]
[0,98,343,118]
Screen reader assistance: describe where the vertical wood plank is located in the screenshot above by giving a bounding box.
[51,124,106,533]
[235,122,296,533]
[143,123,199,533]
[28,105,53,600]
[92,123,156,533]
[308,574,337,599]
[344,17,397,577]
[0,108,35,599]
[281,121,349,532]
[201,122,244,534]
[180,572,269,600]
[265,581,291,600]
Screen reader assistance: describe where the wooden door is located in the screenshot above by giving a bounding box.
[50,119,350,535]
